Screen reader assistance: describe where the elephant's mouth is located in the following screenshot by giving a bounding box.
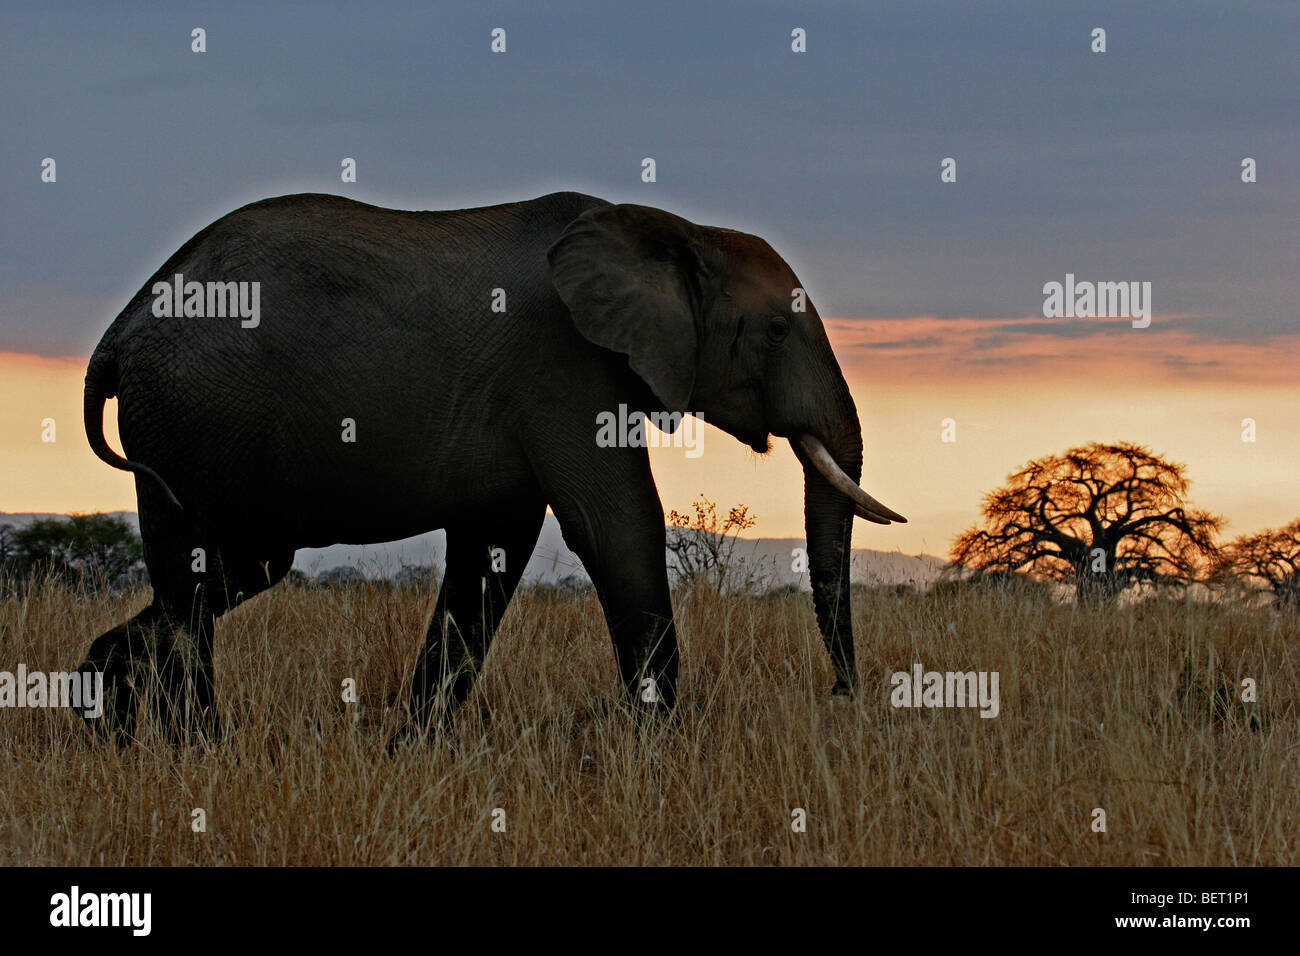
[747,433,772,454]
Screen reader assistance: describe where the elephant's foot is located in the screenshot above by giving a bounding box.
[73,657,137,745]
[152,699,222,748]
[830,676,857,697]
[624,686,681,740]
[386,720,455,756]
[144,670,220,748]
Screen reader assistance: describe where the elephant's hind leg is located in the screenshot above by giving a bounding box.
[76,596,208,745]
[76,603,164,743]
[393,505,546,747]
[75,488,292,745]
[73,485,189,742]
[144,545,294,744]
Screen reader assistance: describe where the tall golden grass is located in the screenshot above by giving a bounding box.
[1,577,1295,865]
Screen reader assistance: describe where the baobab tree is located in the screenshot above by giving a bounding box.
[949,442,1222,603]
[1216,519,1300,610]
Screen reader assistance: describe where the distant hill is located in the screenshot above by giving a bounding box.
[0,512,947,590]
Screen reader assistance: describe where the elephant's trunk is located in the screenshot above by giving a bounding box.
[792,426,904,696]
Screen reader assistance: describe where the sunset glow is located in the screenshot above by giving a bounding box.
[6,312,1296,560]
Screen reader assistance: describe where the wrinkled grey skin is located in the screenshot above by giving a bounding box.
[76,191,902,745]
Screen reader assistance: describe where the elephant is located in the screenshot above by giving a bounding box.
[75,190,905,745]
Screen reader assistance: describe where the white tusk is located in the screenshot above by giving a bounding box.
[795,434,907,525]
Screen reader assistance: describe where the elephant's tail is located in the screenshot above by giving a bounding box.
[84,348,185,513]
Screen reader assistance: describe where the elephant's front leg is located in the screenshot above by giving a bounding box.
[595,538,680,714]
[392,506,546,747]
[550,476,680,715]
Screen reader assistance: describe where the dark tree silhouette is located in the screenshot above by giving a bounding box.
[3,514,143,591]
[1216,519,1300,610]
[949,442,1222,603]
[0,523,15,568]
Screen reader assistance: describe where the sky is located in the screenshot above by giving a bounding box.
[1,0,1296,557]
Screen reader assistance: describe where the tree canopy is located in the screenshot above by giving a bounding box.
[949,442,1222,602]
[1216,519,1300,610]
[0,514,144,591]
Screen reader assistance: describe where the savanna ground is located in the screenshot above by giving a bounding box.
[1,577,1296,865]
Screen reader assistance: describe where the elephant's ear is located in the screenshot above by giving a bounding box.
[547,203,706,412]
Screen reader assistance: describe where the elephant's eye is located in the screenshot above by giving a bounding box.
[767,315,790,342]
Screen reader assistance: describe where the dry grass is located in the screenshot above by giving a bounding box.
[1,577,1296,865]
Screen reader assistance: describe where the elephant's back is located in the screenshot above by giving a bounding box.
[107,190,601,353]
[104,192,599,533]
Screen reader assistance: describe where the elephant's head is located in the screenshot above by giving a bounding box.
[548,202,905,695]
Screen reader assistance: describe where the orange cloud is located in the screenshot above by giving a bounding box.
[825,315,1300,387]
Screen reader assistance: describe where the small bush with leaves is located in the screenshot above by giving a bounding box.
[665,496,766,595]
